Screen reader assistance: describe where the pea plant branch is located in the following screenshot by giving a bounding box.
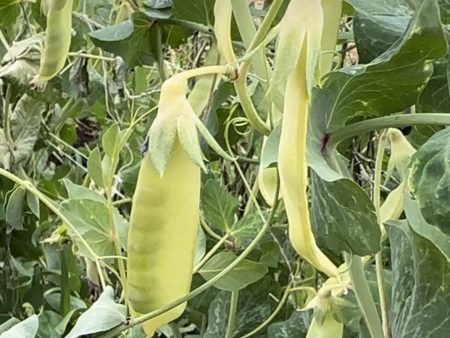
[326,112,450,149]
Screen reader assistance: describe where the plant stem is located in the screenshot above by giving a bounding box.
[225,291,239,338]
[96,176,281,338]
[193,233,230,273]
[346,254,384,338]
[230,0,285,135]
[3,84,14,149]
[239,283,292,338]
[169,323,182,338]
[373,131,391,338]
[327,113,450,149]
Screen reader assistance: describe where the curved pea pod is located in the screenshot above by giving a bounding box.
[272,0,323,92]
[213,0,236,64]
[38,0,73,81]
[127,140,200,336]
[306,313,344,338]
[320,0,342,75]
[277,0,338,278]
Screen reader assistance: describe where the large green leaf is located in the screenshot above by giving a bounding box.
[306,0,446,260]
[417,59,450,114]
[0,315,38,338]
[409,127,450,234]
[89,12,158,68]
[201,179,238,233]
[60,199,127,259]
[199,252,268,291]
[5,94,45,167]
[349,0,411,62]
[310,173,380,258]
[65,286,126,338]
[404,195,450,259]
[388,220,450,338]
[267,310,309,338]
[172,0,214,25]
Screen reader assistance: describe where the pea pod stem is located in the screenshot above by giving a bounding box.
[326,113,450,149]
[97,175,281,338]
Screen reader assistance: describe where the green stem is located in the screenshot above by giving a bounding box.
[373,131,391,338]
[193,233,230,273]
[230,0,285,135]
[96,176,281,338]
[346,254,384,338]
[239,283,292,338]
[327,113,450,149]
[3,84,14,148]
[169,323,182,338]
[225,291,239,338]
[155,24,167,82]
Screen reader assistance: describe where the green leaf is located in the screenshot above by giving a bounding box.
[205,279,272,337]
[65,286,127,338]
[417,59,450,114]
[0,0,20,28]
[0,319,20,334]
[267,310,309,338]
[172,0,214,25]
[63,179,105,203]
[102,124,120,158]
[89,12,158,68]
[199,252,268,291]
[26,192,40,218]
[387,220,450,338]
[201,180,238,233]
[0,315,38,338]
[231,212,264,249]
[10,94,45,165]
[404,195,450,259]
[350,0,411,63]
[310,173,380,258]
[409,128,450,235]
[87,147,105,188]
[60,199,117,259]
[5,186,25,230]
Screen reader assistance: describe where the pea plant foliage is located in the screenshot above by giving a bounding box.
[0,0,449,337]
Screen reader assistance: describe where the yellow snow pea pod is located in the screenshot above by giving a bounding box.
[38,0,73,81]
[213,0,236,64]
[306,312,343,338]
[277,0,338,277]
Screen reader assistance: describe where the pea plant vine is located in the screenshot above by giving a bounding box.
[0,0,449,338]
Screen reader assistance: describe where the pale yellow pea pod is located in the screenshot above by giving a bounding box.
[213,0,236,64]
[272,0,323,92]
[38,0,73,81]
[320,0,343,75]
[306,312,344,338]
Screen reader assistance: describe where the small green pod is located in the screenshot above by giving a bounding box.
[38,0,73,81]
[127,139,200,336]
